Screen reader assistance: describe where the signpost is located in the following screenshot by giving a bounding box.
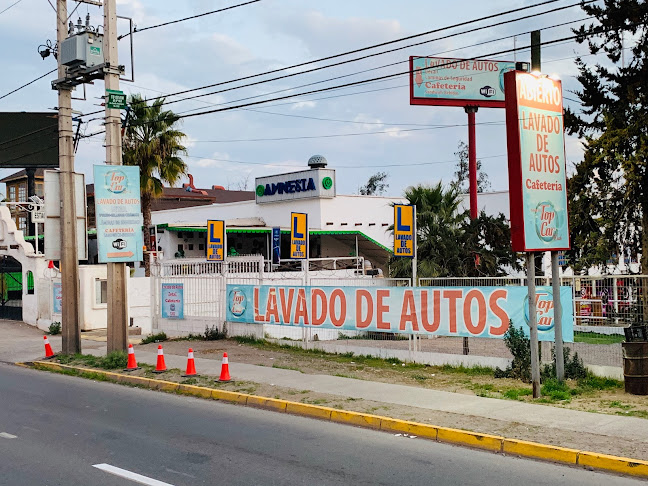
[105,89,127,110]
[505,69,570,394]
[93,165,144,263]
[206,220,225,261]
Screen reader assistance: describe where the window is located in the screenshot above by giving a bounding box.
[188,244,194,250]
[18,184,26,201]
[177,232,183,238]
[18,217,27,232]
[8,186,16,201]
[95,279,108,305]
[187,232,194,239]
[199,243,204,251]
[177,244,183,252]
[35,183,44,198]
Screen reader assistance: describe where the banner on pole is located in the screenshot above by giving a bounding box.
[504,71,570,252]
[272,227,281,265]
[226,284,573,342]
[161,283,184,319]
[93,165,143,263]
[206,220,225,261]
[290,212,308,259]
[394,204,415,258]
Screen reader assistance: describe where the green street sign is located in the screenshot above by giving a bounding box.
[106,89,127,110]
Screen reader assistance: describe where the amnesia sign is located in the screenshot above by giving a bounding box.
[504,71,570,252]
[226,284,573,342]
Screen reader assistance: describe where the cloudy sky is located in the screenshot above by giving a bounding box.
[0,0,600,197]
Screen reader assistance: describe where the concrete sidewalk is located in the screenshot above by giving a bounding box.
[3,319,647,446]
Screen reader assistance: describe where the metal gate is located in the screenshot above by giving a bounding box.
[0,256,23,320]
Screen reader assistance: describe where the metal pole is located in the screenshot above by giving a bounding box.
[531,30,541,71]
[57,0,81,354]
[552,252,565,381]
[528,252,541,397]
[465,106,479,219]
[104,0,129,353]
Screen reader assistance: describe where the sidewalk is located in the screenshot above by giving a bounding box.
[3,319,647,456]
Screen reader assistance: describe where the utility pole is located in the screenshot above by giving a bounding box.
[57,0,81,354]
[104,0,129,352]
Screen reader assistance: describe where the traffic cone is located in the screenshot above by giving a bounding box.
[153,344,167,373]
[182,348,197,377]
[218,352,231,381]
[124,344,140,371]
[43,336,55,358]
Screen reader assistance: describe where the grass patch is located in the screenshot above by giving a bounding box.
[140,332,168,345]
[57,351,128,370]
[574,331,625,345]
[439,364,494,376]
[503,387,533,400]
[272,363,303,373]
[541,379,573,401]
[577,374,624,391]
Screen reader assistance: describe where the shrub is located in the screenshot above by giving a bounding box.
[140,332,167,345]
[541,346,588,381]
[494,324,531,382]
[49,322,61,335]
[204,325,226,340]
[540,379,572,401]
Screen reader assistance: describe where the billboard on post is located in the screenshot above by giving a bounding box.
[206,220,225,261]
[394,204,415,258]
[504,71,570,252]
[410,57,519,108]
[290,212,308,259]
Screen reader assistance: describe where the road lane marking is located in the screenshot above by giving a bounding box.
[0,432,17,439]
[93,464,176,486]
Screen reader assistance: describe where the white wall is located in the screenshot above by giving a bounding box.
[78,265,108,331]
[129,277,151,334]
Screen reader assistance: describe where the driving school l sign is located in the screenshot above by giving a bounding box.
[290,212,308,259]
[394,204,415,258]
[504,71,570,252]
[206,220,225,261]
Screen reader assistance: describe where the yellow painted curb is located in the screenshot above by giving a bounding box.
[25,360,648,479]
[177,384,213,399]
[286,402,335,420]
[578,451,648,478]
[330,410,382,430]
[437,426,503,452]
[503,439,579,464]
[211,389,250,404]
[380,417,438,439]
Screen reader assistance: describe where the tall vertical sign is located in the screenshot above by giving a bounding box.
[290,213,308,259]
[94,165,144,263]
[394,205,415,258]
[206,220,225,261]
[272,227,281,265]
[504,71,570,252]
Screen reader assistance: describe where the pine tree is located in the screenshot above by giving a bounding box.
[565,1,648,272]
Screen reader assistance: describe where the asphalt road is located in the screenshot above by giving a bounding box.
[0,364,644,486]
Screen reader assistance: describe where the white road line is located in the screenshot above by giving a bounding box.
[93,464,176,486]
[0,432,17,439]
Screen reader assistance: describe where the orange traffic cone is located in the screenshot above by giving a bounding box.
[218,352,231,381]
[124,344,140,371]
[43,336,55,358]
[153,344,167,373]
[182,348,198,377]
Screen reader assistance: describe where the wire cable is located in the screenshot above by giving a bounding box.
[0,68,57,101]
[0,0,24,15]
[117,0,262,40]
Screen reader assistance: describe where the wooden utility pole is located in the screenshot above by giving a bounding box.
[104,0,129,352]
[57,0,81,354]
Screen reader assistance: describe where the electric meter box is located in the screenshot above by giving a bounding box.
[60,31,104,68]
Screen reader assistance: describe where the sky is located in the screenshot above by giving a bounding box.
[0,0,602,197]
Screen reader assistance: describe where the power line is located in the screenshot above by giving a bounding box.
[117,0,262,40]
[0,68,57,101]
[0,0,24,15]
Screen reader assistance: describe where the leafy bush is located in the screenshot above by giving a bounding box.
[140,332,167,345]
[204,325,226,341]
[494,324,531,382]
[541,379,573,401]
[49,322,61,335]
[541,346,588,381]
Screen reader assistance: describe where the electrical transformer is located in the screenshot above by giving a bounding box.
[60,31,104,68]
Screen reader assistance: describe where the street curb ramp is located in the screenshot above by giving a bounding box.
[26,360,648,479]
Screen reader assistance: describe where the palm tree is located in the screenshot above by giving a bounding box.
[122,94,188,275]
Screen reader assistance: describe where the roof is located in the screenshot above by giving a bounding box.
[0,168,45,183]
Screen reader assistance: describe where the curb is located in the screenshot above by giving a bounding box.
[26,360,648,479]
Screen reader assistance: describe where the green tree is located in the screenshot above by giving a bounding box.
[389,183,520,279]
[359,171,389,195]
[122,94,188,275]
[452,140,490,193]
[565,1,648,272]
